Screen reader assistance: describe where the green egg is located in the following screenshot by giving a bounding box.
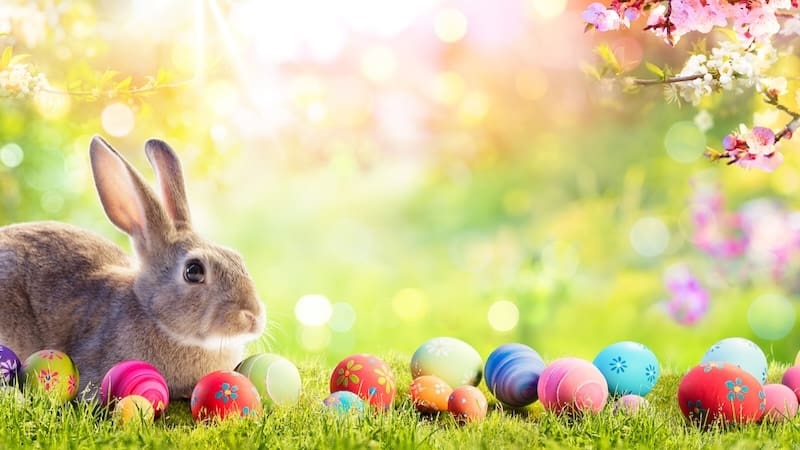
[235,353,302,407]
[411,337,482,388]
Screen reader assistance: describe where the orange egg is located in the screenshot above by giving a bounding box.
[409,375,453,413]
[448,385,488,423]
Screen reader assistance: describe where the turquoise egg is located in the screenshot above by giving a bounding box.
[410,337,482,388]
[323,391,365,414]
[700,337,767,384]
[593,341,660,396]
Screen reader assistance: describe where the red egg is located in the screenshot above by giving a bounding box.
[677,362,765,427]
[761,383,798,422]
[537,358,608,415]
[100,360,169,417]
[448,385,488,423]
[409,375,453,414]
[330,354,396,411]
[190,371,262,422]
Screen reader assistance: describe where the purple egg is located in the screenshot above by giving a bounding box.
[100,360,170,416]
[484,343,545,408]
[614,394,649,414]
[0,345,21,386]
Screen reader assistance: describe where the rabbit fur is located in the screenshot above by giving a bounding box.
[0,136,266,399]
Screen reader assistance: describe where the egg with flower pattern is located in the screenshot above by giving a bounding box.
[0,345,21,386]
[409,375,453,413]
[411,337,482,389]
[190,370,262,422]
[593,341,660,396]
[330,354,396,410]
[21,349,79,403]
[677,362,765,427]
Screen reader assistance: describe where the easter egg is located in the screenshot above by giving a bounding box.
[323,391,366,414]
[593,341,660,396]
[114,395,155,425]
[448,385,488,423]
[235,353,301,408]
[21,350,79,403]
[0,345,21,386]
[409,375,453,413]
[761,383,798,422]
[677,362,765,427]
[190,370,262,422]
[613,394,649,414]
[484,343,545,408]
[537,358,608,415]
[411,337,482,389]
[100,360,169,416]
[700,337,767,384]
[781,366,800,401]
[330,354,396,410]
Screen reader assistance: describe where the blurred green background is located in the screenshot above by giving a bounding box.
[1,0,799,369]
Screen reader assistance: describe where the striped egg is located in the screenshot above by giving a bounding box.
[484,343,545,408]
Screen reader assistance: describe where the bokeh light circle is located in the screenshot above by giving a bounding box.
[747,294,796,340]
[392,288,429,322]
[101,102,135,137]
[487,300,519,332]
[295,294,333,326]
[361,45,397,83]
[630,217,670,257]
[298,325,331,352]
[0,143,24,168]
[527,0,567,19]
[434,8,468,43]
[664,121,705,163]
[329,302,357,332]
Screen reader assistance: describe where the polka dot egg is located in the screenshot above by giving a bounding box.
[409,375,453,414]
[22,350,79,403]
[0,345,21,386]
[448,385,488,423]
[236,353,302,408]
[700,337,767,384]
[330,354,396,411]
[677,362,765,427]
[593,341,660,396]
[323,391,366,415]
[411,337,482,388]
[190,370,262,422]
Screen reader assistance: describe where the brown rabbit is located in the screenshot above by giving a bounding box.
[0,136,266,399]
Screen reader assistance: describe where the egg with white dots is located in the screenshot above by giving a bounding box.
[700,337,767,384]
[593,341,660,396]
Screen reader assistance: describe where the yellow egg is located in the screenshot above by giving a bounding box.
[409,375,453,414]
[114,395,155,425]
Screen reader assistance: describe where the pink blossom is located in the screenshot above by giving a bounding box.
[720,125,784,172]
[582,2,626,32]
[663,264,709,326]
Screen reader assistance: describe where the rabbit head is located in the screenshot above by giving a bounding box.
[90,136,266,351]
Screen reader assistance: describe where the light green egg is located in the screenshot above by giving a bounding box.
[235,353,302,407]
[411,337,483,388]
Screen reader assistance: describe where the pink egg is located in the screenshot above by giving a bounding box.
[537,358,608,415]
[100,361,169,417]
[782,366,800,402]
[762,383,798,422]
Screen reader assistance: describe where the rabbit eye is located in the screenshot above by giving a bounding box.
[184,260,205,284]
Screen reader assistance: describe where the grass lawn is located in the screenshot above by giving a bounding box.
[1,355,797,449]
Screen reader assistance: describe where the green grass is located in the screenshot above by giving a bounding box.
[1,356,798,449]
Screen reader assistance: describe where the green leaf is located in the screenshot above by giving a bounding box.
[595,43,622,75]
[645,62,664,79]
[0,46,12,69]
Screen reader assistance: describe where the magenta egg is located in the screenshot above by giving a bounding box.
[100,360,169,416]
[782,366,800,402]
[537,358,608,415]
[762,383,798,422]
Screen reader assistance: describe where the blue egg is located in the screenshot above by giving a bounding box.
[593,341,660,396]
[323,391,365,414]
[484,343,545,408]
[700,337,767,384]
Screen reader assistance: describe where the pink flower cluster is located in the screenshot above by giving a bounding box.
[719,125,783,172]
[662,264,709,325]
[584,0,799,44]
[690,182,800,280]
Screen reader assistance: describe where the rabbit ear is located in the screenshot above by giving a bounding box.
[144,139,191,230]
[90,135,172,255]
